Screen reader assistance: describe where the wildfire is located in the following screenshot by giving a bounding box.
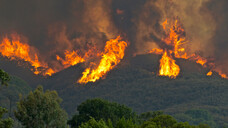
[44,68,56,76]
[159,51,180,78]
[56,45,101,68]
[78,36,127,84]
[149,18,228,79]
[0,35,55,76]
[207,71,213,76]
[216,70,228,79]
[56,50,85,68]
[149,48,164,55]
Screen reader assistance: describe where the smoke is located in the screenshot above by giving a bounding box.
[205,0,228,73]
[0,0,118,71]
[164,0,216,57]
[0,0,228,74]
[133,0,163,54]
[133,0,216,56]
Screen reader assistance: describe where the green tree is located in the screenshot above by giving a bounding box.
[0,69,10,86]
[14,86,68,128]
[151,115,177,127]
[139,111,164,123]
[0,107,13,128]
[68,98,137,128]
[115,117,139,128]
[79,118,109,128]
[141,113,210,128]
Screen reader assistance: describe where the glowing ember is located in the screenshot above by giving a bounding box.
[78,36,127,84]
[217,71,227,79]
[207,71,212,76]
[159,51,180,78]
[0,35,54,76]
[149,48,163,55]
[194,56,207,66]
[44,68,56,76]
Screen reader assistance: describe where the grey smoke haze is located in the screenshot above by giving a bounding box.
[0,0,227,73]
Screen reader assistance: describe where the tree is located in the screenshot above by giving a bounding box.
[0,107,13,128]
[139,111,164,123]
[14,86,68,128]
[141,113,211,128]
[79,118,109,128]
[141,115,177,128]
[68,98,137,128]
[0,69,10,86]
[115,117,139,128]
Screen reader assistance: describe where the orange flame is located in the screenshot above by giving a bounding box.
[78,36,127,84]
[149,18,228,79]
[217,71,227,79]
[159,51,180,78]
[56,45,101,69]
[56,50,85,68]
[0,36,55,76]
[207,71,213,76]
[149,48,164,55]
[44,68,56,76]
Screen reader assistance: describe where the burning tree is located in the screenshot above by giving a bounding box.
[149,18,227,79]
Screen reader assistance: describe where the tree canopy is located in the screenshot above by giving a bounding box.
[0,107,13,128]
[14,86,68,128]
[0,69,10,86]
[68,98,137,128]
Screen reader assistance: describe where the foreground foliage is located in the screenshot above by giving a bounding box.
[0,107,13,128]
[41,55,228,127]
[68,98,137,127]
[0,69,10,86]
[69,98,210,128]
[14,86,68,128]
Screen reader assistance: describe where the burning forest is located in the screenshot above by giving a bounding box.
[0,0,228,84]
[149,18,227,79]
[1,1,228,128]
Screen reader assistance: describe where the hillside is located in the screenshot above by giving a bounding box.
[42,54,228,127]
[0,76,32,117]
[1,54,228,127]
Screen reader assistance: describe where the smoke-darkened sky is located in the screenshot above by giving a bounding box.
[0,0,228,73]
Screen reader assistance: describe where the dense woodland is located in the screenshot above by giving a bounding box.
[0,54,228,127]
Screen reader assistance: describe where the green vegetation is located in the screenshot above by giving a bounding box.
[0,84,215,128]
[0,76,32,117]
[0,69,10,86]
[14,86,68,128]
[1,55,228,127]
[68,98,210,128]
[39,55,228,127]
[0,107,13,128]
[68,98,137,127]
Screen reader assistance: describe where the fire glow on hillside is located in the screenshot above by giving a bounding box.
[78,36,128,84]
[0,20,227,82]
[149,18,228,79]
[56,45,101,69]
[0,34,127,82]
[0,35,55,76]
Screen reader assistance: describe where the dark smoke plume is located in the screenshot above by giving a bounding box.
[0,0,227,74]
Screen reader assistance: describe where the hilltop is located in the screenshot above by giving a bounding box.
[0,54,228,127]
